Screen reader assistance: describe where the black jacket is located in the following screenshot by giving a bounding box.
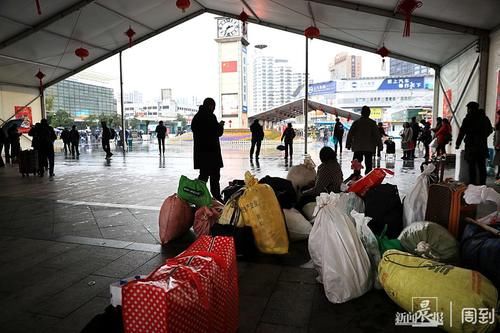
[281,127,296,143]
[69,129,80,144]
[250,122,264,141]
[333,122,344,138]
[410,121,420,141]
[155,124,167,139]
[456,113,493,160]
[191,109,224,170]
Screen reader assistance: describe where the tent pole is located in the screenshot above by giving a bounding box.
[119,51,125,154]
[432,69,440,124]
[304,36,309,155]
[40,87,45,119]
[477,34,489,108]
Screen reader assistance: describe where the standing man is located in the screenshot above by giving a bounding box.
[346,106,382,174]
[250,119,264,160]
[101,121,113,159]
[455,102,493,185]
[376,122,386,158]
[69,125,80,158]
[61,128,71,155]
[155,120,167,156]
[7,124,21,163]
[333,118,345,154]
[191,97,224,202]
[281,123,296,160]
[38,119,57,177]
[409,117,420,159]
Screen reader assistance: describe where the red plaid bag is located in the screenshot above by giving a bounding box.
[122,255,219,333]
[181,236,239,333]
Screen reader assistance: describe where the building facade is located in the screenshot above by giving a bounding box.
[124,90,143,104]
[390,59,432,76]
[329,52,362,80]
[45,79,117,119]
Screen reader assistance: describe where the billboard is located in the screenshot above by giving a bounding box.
[335,76,428,92]
[14,106,32,133]
[309,81,336,95]
[221,93,239,116]
[443,89,452,119]
[378,77,425,90]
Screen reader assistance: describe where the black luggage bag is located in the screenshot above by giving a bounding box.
[18,149,38,177]
[364,183,403,238]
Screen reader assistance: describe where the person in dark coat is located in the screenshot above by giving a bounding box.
[333,118,345,154]
[455,102,493,185]
[37,118,57,177]
[191,97,224,201]
[101,121,112,159]
[281,123,296,160]
[155,121,167,155]
[346,106,382,174]
[7,124,21,163]
[410,117,420,159]
[419,121,432,161]
[61,128,71,155]
[69,125,80,157]
[376,122,386,158]
[250,119,264,160]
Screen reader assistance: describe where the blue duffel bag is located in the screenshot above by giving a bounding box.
[461,223,500,289]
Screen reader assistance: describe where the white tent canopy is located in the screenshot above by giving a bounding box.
[248,99,360,123]
[0,0,499,89]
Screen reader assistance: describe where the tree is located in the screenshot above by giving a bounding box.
[84,114,99,129]
[48,110,73,128]
[128,117,141,129]
[45,95,54,113]
[176,113,187,127]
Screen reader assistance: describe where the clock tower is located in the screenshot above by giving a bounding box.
[215,17,249,129]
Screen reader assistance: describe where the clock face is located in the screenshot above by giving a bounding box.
[217,18,240,38]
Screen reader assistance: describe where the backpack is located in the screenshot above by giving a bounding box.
[110,128,116,140]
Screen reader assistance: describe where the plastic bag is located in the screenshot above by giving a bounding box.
[463,184,500,206]
[376,225,403,255]
[402,163,435,227]
[351,210,381,289]
[177,175,212,207]
[336,192,365,218]
[283,208,312,241]
[286,157,317,193]
[347,168,394,197]
[159,194,194,245]
[379,250,498,333]
[302,202,316,223]
[193,200,224,237]
[308,192,371,303]
[238,171,289,254]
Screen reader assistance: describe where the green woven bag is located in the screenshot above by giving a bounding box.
[177,175,212,207]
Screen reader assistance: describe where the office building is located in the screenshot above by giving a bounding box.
[124,90,143,104]
[329,52,362,80]
[390,59,432,76]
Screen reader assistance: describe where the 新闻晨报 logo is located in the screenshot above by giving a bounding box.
[395,297,444,327]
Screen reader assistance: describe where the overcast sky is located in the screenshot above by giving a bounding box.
[87,13,387,103]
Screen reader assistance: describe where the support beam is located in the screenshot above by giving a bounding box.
[45,9,205,88]
[241,0,261,22]
[119,51,125,154]
[0,0,95,49]
[40,88,46,119]
[432,69,440,122]
[304,37,309,155]
[0,53,72,71]
[206,9,440,69]
[477,34,489,107]
[441,40,478,68]
[308,0,488,36]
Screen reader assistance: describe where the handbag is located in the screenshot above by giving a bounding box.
[276,144,285,151]
[177,175,212,207]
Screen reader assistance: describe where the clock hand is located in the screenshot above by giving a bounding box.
[225,25,232,34]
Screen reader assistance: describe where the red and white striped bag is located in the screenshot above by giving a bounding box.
[180,236,239,333]
[122,254,220,333]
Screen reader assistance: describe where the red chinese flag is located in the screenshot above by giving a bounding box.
[221,61,237,73]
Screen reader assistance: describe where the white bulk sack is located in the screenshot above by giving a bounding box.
[302,202,316,223]
[308,193,372,303]
[351,210,381,289]
[287,157,317,194]
[283,208,312,241]
[402,163,435,227]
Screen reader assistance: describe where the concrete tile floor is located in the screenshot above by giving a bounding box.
[0,141,496,332]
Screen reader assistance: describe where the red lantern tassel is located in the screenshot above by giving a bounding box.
[35,0,42,15]
[403,15,411,37]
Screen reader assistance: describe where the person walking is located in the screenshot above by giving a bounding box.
[376,122,386,158]
[333,118,345,154]
[37,118,57,177]
[7,124,21,163]
[400,122,413,160]
[155,121,167,155]
[346,106,382,174]
[69,125,80,157]
[435,118,452,158]
[281,123,296,160]
[410,117,420,159]
[101,121,113,159]
[191,97,225,201]
[249,119,264,160]
[455,102,493,185]
[61,128,71,155]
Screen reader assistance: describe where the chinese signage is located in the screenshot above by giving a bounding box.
[14,106,32,134]
[443,89,453,119]
[370,108,383,119]
[334,76,430,92]
[378,77,425,90]
[309,81,336,96]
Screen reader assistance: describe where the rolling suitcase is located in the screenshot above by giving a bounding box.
[425,180,476,238]
[18,149,38,177]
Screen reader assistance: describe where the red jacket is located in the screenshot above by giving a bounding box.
[435,122,451,145]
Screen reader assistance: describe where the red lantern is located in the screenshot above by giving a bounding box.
[35,69,45,88]
[376,46,390,70]
[347,113,352,122]
[396,0,423,37]
[35,0,42,15]
[304,26,320,39]
[239,9,249,35]
[75,47,89,61]
[125,26,136,48]
[176,0,190,13]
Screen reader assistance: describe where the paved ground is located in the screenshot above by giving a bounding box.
[0,140,497,333]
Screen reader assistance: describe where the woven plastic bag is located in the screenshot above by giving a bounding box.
[193,200,224,237]
[177,175,212,207]
[308,192,371,303]
[403,163,435,227]
[238,171,288,254]
[348,168,394,197]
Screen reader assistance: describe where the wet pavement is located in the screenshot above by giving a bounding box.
[0,140,496,333]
